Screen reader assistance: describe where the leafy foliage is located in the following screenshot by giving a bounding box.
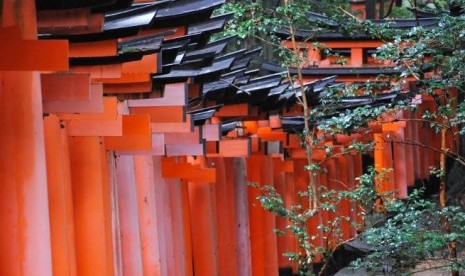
[219,0,465,274]
[352,189,465,274]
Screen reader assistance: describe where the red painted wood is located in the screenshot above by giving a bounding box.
[231,157,253,275]
[337,155,351,240]
[273,157,292,269]
[164,126,201,144]
[403,111,416,187]
[151,156,170,275]
[167,179,190,275]
[0,27,68,71]
[133,155,163,275]
[122,53,158,73]
[44,83,103,114]
[247,156,279,276]
[350,48,364,66]
[162,157,216,183]
[44,115,77,276]
[215,158,240,275]
[105,115,152,150]
[152,114,193,133]
[0,71,53,275]
[392,127,408,198]
[215,103,250,117]
[166,144,204,156]
[41,73,91,101]
[67,115,123,137]
[202,124,221,141]
[131,106,185,123]
[115,156,144,276]
[219,139,251,157]
[103,81,152,94]
[69,39,117,58]
[38,9,103,35]
[247,156,267,276]
[69,136,115,276]
[60,97,118,120]
[38,8,90,33]
[72,64,121,79]
[188,179,220,275]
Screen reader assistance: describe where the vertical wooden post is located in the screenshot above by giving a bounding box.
[351,48,364,66]
[167,178,189,275]
[188,157,219,275]
[107,153,123,276]
[133,155,163,275]
[284,162,298,273]
[233,157,253,276]
[188,180,220,274]
[411,111,422,180]
[181,179,194,276]
[115,155,144,276]
[215,158,240,275]
[337,155,351,240]
[247,155,266,276]
[151,156,169,275]
[260,156,279,276]
[44,115,77,276]
[273,157,290,269]
[345,155,358,238]
[69,136,114,276]
[404,111,415,187]
[392,127,408,198]
[325,158,338,247]
[373,132,386,208]
[319,163,330,248]
[0,1,53,274]
[352,153,364,228]
[382,132,395,193]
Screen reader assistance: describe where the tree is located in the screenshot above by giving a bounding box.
[217,0,465,274]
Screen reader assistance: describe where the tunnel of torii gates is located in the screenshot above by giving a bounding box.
[0,0,447,275]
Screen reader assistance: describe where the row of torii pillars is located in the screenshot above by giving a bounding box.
[0,1,445,275]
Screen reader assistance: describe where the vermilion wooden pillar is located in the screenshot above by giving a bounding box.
[374,133,389,194]
[151,156,170,275]
[416,107,430,179]
[181,179,194,276]
[381,132,395,193]
[284,163,298,273]
[167,178,189,276]
[247,155,266,276]
[0,63,55,275]
[411,111,422,180]
[106,153,123,276]
[216,157,240,275]
[0,2,54,275]
[403,111,415,187]
[188,178,220,275]
[115,155,144,275]
[68,136,115,276]
[337,155,351,240]
[392,127,408,198]
[345,155,357,238]
[325,158,339,247]
[247,155,280,276]
[133,155,163,275]
[273,157,290,269]
[44,115,77,276]
[319,163,330,248]
[232,157,253,276]
[352,153,364,228]
[260,156,279,276]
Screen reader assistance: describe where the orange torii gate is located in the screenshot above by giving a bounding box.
[0,1,447,276]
